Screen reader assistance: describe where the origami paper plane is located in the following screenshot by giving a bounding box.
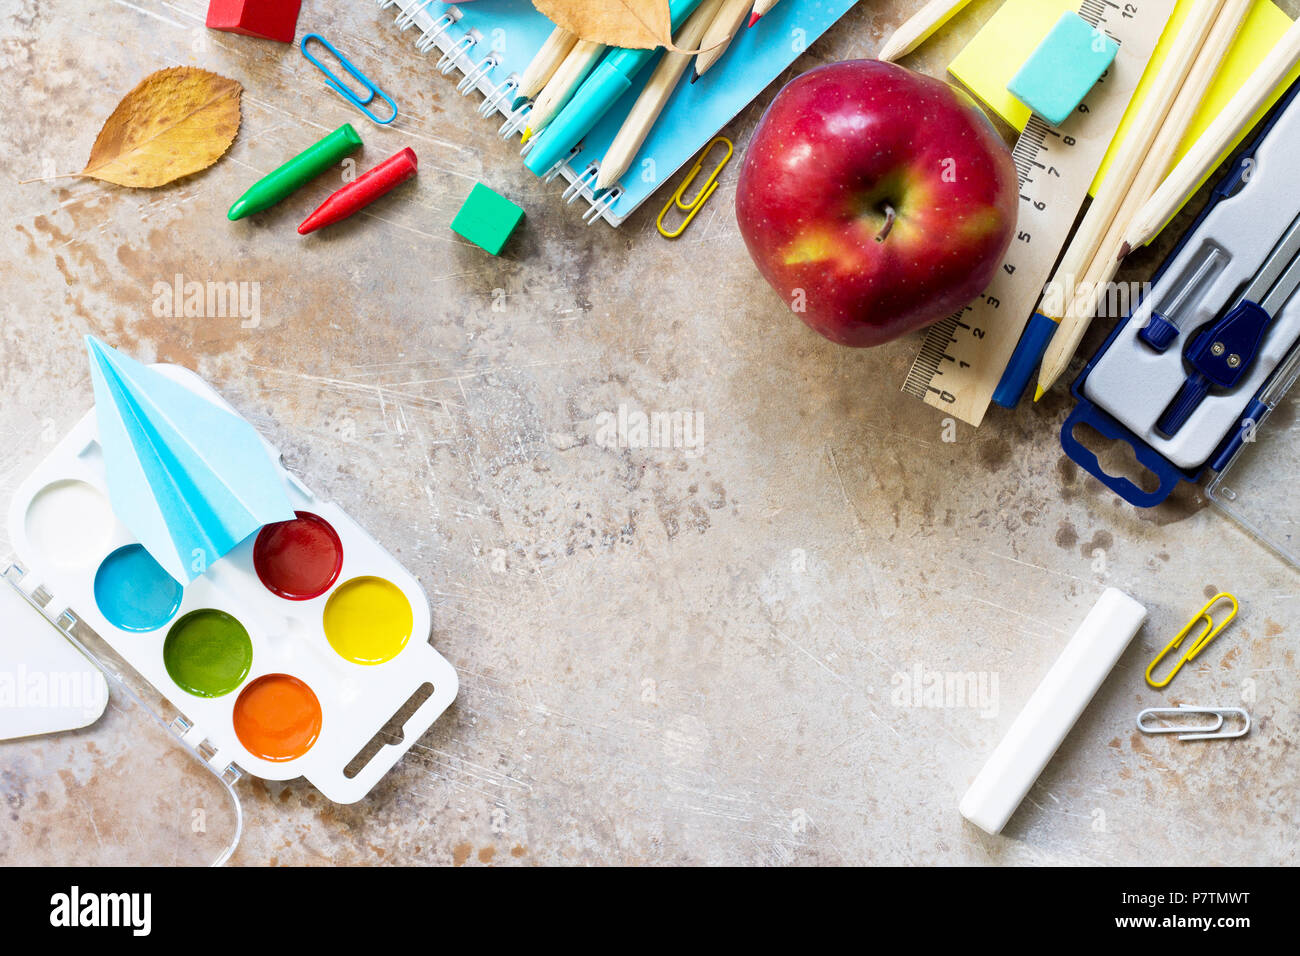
[86,336,294,584]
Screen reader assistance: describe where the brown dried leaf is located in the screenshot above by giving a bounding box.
[532,0,673,49]
[82,66,242,188]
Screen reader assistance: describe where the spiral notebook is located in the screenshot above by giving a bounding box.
[376,0,859,227]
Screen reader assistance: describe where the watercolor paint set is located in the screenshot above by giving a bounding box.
[4,349,457,826]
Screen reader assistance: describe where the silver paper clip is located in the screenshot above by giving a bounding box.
[301,34,398,125]
[1137,705,1251,742]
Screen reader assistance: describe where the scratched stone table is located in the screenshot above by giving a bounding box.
[2,0,1297,866]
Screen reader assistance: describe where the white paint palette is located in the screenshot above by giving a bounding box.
[6,364,457,803]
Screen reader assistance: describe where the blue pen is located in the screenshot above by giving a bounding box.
[524,0,706,176]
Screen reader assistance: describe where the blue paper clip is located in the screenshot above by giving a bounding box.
[301,33,397,125]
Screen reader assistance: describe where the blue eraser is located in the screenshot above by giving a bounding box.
[1007,11,1119,127]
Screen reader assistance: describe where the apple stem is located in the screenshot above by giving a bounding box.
[875,204,896,243]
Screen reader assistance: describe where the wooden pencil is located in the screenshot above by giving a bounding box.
[692,0,753,82]
[1123,16,1300,253]
[515,27,579,107]
[597,0,729,191]
[1034,0,1226,400]
[1039,0,1250,396]
[878,0,975,63]
[522,40,605,142]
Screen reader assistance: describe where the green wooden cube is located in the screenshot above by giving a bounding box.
[450,183,524,255]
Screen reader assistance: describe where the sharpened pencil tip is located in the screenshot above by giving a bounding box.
[520,127,533,143]
[1033,386,1046,403]
[748,11,760,27]
[690,70,700,84]
[1117,242,1131,261]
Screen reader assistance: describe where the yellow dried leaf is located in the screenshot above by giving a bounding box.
[82,66,242,188]
[532,0,672,49]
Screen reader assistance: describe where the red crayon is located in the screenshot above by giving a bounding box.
[298,147,418,234]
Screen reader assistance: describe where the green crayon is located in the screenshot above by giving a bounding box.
[227,124,363,221]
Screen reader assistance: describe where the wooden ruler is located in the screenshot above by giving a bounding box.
[902,0,1176,427]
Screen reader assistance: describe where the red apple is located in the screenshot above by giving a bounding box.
[735,60,1018,348]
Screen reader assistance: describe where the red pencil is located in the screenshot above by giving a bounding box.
[298,147,418,234]
[748,0,779,28]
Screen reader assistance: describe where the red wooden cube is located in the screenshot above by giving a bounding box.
[206,0,302,43]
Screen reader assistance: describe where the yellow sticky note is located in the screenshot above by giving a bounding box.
[949,0,1072,129]
[949,0,1300,201]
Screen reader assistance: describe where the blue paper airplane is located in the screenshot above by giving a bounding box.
[86,336,294,584]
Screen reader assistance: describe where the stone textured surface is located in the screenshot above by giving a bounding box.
[1,0,1297,865]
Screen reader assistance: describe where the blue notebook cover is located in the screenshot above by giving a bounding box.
[383,0,859,225]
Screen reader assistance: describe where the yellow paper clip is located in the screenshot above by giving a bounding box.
[656,136,733,239]
[1145,592,1239,689]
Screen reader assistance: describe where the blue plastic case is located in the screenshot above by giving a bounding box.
[1060,78,1300,508]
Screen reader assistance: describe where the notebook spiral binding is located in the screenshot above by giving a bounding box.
[376,0,623,226]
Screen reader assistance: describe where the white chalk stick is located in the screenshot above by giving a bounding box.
[959,588,1147,834]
